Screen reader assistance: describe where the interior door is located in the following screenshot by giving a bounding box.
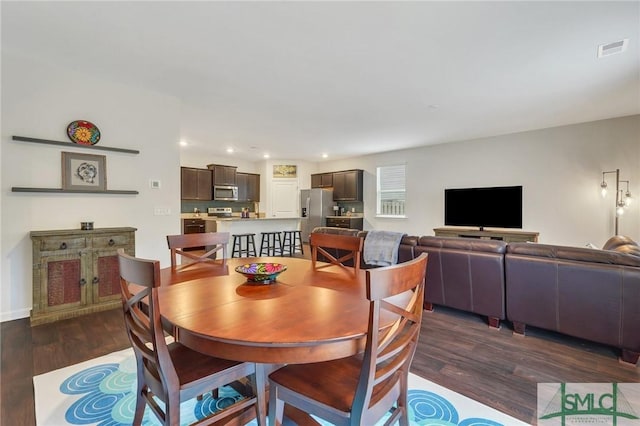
[271,180,298,217]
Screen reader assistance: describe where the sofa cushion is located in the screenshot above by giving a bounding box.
[613,244,640,257]
[507,242,640,267]
[418,236,507,254]
[602,235,639,250]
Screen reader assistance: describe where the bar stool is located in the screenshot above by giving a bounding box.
[231,233,257,258]
[260,232,282,256]
[281,230,304,257]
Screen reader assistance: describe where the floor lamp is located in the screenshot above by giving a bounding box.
[600,169,632,235]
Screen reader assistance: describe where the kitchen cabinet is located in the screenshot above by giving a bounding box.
[311,173,333,188]
[332,169,363,201]
[30,227,136,325]
[183,218,206,250]
[181,167,212,200]
[326,216,363,230]
[237,172,261,202]
[207,164,237,186]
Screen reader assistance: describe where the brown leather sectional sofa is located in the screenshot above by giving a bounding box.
[415,236,508,329]
[505,240,640,364]
[311,227,640,365]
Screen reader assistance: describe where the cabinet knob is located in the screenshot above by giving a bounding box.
[80,278,86,285]
[108,239,115,246]
[60,242,67,250]
[92,277,99,284]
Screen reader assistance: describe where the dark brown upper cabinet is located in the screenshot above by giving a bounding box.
[332,170,363,201]
[181,167,212,200]
[207,164,237,186]
[311,172,333,188]
[237,172,260,202]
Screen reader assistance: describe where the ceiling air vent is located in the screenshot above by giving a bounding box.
[597,39,629,58]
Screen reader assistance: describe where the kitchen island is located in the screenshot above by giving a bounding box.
[180,214,301,257]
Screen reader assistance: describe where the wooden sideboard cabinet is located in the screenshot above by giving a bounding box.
[30,227,136,326]
[433,227,539,243]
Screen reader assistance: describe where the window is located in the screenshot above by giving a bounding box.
[376,164,406,217]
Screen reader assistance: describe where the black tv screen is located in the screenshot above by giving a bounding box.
[444,186,522,229]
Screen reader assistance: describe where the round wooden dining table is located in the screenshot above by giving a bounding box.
[158,256,371,365]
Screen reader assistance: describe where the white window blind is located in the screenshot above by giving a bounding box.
[377,165,406,217]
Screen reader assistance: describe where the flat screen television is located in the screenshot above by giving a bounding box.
[444,185,522,229]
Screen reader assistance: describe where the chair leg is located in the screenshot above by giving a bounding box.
[166,394,180,426]
[268,383,285,426]
[296,231,304,255]
[133,387,146,425]
[252,365,267,426]
[398,375,410,426]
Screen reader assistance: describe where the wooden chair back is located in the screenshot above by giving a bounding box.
[354,252,428,424]
[267,252,428,426]
[117,249,176,422]
[167,232,229,269]
[309,232,364,276]
[117,249,261,425]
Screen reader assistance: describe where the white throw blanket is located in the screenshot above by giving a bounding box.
[363,231,405,266]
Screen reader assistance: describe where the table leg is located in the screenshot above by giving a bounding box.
[255,363,267,426]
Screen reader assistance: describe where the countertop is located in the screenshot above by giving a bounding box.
[181,213,300,221]
[325,214,363,219]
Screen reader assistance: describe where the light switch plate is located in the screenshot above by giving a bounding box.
[153,207,171,216]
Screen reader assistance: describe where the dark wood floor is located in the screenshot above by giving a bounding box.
[3,304,638,426]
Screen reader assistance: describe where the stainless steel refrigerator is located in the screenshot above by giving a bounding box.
[300,188,334,243]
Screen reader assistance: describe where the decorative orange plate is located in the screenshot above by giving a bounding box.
[67,120,101,145]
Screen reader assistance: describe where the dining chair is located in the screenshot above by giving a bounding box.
[309,232,364,277]
[117,249,264,426]
[166,232,229,269]
[268,252,428,426]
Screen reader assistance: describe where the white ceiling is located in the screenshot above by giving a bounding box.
[2,1,639,162]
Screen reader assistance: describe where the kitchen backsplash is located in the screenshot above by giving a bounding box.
[335,201,363,214]
[183,200,363,215]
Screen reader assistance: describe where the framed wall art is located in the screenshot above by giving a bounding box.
[273,164,297,178]
[62,152,107,191]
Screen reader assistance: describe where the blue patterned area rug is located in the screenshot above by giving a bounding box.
[33,347,529,426]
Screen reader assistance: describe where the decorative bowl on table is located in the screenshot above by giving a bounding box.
[235,262,287,284]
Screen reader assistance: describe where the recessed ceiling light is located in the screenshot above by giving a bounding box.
[226,148,234,154]
[263,154,270,159]
[598,39,629,58]
[179,140,188,147]
[322,153,328,158]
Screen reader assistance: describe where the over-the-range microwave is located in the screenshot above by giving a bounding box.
[213,185,238,201]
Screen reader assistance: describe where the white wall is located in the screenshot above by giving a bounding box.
[321,116,640,247]
[1,52,183,321]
